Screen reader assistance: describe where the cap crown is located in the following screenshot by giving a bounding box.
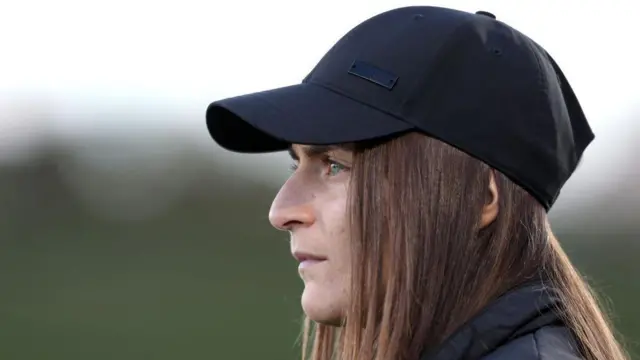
[303,6,593,209]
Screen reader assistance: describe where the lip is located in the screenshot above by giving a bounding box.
[292,251,327,270]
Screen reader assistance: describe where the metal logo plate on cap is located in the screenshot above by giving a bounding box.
[348,60,398,90]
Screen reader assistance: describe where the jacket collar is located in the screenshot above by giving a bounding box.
[420,280,563,360]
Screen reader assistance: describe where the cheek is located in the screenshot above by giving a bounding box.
[301,189,352,322]
[322,183,349,233]
[312,207,350,292]
[323,195,350,272]
[325,198,352,295]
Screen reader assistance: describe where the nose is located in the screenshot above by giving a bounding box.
[268,193,315,232]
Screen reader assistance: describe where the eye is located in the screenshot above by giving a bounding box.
[326,160,348,176]
[288,158,349,176]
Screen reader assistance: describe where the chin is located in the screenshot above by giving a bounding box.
[301,284,345,326]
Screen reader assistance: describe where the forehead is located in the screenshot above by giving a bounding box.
[288,144,352,159]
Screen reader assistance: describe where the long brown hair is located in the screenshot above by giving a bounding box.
[300,132,628,360]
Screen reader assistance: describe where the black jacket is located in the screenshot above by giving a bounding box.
[421,281,583,360]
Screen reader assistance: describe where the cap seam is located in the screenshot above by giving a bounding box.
[305,79,414,126]
[521,37,552,126]
[520,38,565,206]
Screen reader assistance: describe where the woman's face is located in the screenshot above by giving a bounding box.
[268,144,353,325]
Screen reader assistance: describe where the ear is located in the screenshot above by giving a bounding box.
[480,171,499,229]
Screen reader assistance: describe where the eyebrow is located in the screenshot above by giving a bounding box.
[288,145,341,161]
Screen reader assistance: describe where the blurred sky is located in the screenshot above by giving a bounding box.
[0,0,638,221]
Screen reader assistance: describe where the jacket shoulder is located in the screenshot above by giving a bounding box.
[482,326,583,360]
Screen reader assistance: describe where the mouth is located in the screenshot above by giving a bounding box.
[292,251,327,269]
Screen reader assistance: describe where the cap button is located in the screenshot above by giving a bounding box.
[475,10,496,19]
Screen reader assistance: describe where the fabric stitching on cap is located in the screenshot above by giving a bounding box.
[306,79,413,126]
[521,37,550,127]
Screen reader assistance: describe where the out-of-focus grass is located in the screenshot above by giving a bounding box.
[0,154,636,359]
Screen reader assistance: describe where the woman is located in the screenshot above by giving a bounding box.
[205,6,628,360]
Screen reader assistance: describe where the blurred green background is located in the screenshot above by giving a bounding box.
[0,140,638,359]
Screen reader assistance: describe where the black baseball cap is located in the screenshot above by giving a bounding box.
[206,6,594,211]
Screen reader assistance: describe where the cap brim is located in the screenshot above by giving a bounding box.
[206,82,413,153]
